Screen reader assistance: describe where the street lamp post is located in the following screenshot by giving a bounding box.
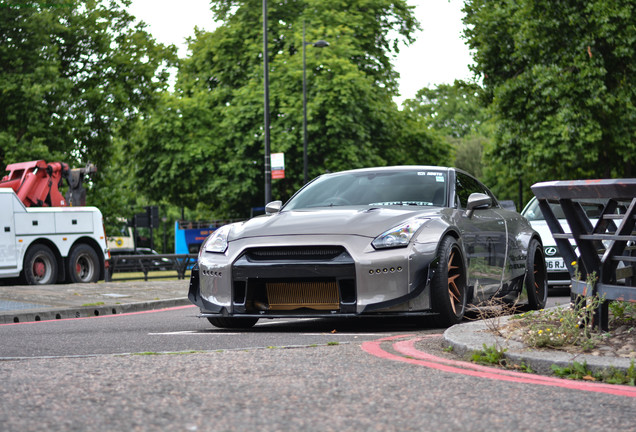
[263,0,272,205]
[303,22,329,185]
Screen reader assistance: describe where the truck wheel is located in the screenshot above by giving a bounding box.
[23,244,58,285]
[68,244,100,283]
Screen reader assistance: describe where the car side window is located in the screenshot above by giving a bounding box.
[455,172,496,209]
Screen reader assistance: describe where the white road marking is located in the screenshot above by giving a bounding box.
[148,331,239,335]
[149,331,386,336]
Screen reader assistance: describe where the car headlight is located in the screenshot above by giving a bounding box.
[372,219,428,250]
[202,225,232,254]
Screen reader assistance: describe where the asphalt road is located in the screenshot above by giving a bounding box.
[1,301,634,431]
[0,295,572,358]
[0,305,427,358]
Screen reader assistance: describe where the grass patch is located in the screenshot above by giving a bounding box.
[81,302,105,307]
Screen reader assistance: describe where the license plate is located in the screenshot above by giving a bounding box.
[546,258,566,270]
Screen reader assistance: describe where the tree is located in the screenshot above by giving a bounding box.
[463,0,636,204]
[403,80,492,178]
[130,0,450,218]
[0,0,176,223]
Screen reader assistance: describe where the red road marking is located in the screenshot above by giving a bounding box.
[361,334,636,398]
[0,304,196,326]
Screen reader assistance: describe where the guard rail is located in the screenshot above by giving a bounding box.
[105,254,198,282]
[531,179,636,330]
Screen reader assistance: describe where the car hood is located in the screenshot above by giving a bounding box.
[229,206,443,240]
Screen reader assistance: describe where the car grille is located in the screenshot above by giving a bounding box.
[245,246,345,261]
[231,246,356,314]
[266,281,340,310]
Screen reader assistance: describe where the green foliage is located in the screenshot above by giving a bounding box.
[470,344,507,366]
[403,81,489,139]
[551,361,599,381]
[551,360,636,386]
[131,0,450,217]
[402,80,492,179]
[463,0,636,202]
[0,0,177,224]
[608,300,636,326]
[514,295,605,349]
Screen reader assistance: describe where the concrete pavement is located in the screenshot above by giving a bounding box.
[0,279,190,324]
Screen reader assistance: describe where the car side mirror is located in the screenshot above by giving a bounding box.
[466,193,492,218]
[265,200,282,214]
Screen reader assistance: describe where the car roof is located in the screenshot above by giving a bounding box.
[323,166,453,176]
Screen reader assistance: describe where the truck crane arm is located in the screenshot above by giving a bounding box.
[0,160,97,207]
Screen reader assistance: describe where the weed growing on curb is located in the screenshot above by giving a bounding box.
[551,360,636,385]
[609,301,636,326]
[467,297,520,353]
[470,344,507,366]
[516,362,534,374]
[510,294,614,350]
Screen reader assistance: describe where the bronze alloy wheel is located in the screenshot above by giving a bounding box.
[533,252,545,300]
[432,236,467,327]
[447,249,463,314]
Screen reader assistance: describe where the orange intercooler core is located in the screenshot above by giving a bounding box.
[265,281,340,310]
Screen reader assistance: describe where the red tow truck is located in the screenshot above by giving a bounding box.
[0,160,109,285]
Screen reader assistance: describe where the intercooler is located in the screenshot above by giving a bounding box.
[231,246,356,314]
[265,281,340,310]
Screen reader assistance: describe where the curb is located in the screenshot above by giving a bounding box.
[0,298,191,324]
[443,315,634,374]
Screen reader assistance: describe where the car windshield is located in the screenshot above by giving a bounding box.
[284,169,448,210]
[522,198,616,221]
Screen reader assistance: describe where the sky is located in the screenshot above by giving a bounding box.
[127,0,474,105]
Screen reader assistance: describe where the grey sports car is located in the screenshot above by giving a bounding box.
[189,166,547,328]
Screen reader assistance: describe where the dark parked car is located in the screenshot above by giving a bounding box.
[189,166,548,329]
[109,248,174,272]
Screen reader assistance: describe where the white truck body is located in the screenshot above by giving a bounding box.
[0,188,109,284]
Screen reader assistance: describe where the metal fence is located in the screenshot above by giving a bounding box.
[531,179,636,329]
[105,254,198,282]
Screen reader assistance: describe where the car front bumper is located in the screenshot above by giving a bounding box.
[188,235,439,319]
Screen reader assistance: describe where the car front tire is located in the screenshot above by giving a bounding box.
[207,317,259,329]
[431,236,467,327]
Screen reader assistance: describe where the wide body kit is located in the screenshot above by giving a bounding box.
[189,206,537,320]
